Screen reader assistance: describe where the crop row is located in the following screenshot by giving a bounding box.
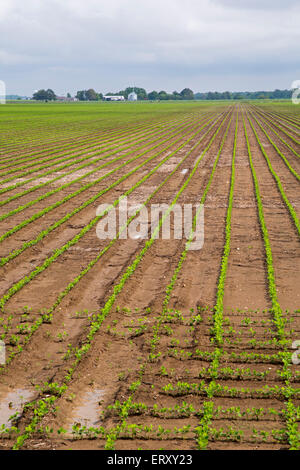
[0,112,207,221]
[0,120,151,170]
[246,112,300,237]
[250,108,299,160]
[243,113,299,449]
[0,110,232,371]
[91,112,236,449]
[0,113,204,205]
[0,114,177,169]
[0,113,223,272]
[251,105,300,146]
[249,109,300,172]
[5,109,233,449]
[0,111,205,188]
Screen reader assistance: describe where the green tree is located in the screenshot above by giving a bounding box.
[172,91,182,100]
[76,89,101,101]
[86,88,99,101]
[180,88,194,100]
[158,90,168,100]
[75,90,86,101]
[148,90,159,100]
[46,89,56,101]
[33,89,56,101]
[223,91,232,100]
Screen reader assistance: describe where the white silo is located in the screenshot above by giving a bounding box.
[128,92,137,101]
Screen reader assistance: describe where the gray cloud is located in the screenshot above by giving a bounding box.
[1,0,299,94]
[212,0,299,10]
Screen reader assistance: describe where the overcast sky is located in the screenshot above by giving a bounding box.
[1,0,300,95]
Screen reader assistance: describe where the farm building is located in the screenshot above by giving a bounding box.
[128,92,137,101]
[103,95,125,101]
[56,96,78,102]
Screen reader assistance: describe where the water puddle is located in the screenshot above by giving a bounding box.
[0,389,35,428]
[70,389,105,430]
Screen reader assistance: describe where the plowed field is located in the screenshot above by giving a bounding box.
[0,100,299,450]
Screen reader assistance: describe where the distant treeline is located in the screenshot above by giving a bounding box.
[107,87,293,101]
[195,89,293,100]
[31,87,294,102]
[86,87,195,101]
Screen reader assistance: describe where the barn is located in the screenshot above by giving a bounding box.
[103,95,125,101]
